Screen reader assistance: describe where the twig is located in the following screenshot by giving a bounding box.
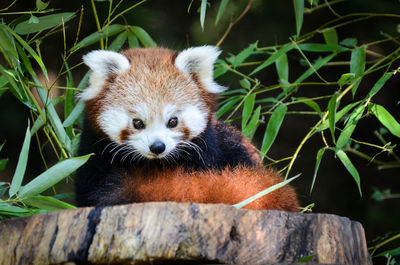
[216,0,254,47]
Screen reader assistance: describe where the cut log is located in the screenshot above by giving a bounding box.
[0,202,371,265]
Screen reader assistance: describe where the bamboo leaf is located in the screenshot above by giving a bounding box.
[298,43,346,52]
[322,28,338,46]
[0,25,18,59]
[293,0,304,36]
[108,31,128,51]
[216,96,242,118]
[260,105,288,159]
[317,101,361,132]
[310,147,326,193]
[336,150,362,196]
[337,73,355,87]
[0,159,8,171]
[250,44,294,75]
[242,94,255,129]
[129,26,156,47]
[200,0,207,30]
[370,103,400,138]
[215,0,229,25]
[14,12,75,35]
[340,38,357,48]
[336,104,365,149]
[232,42,257,68]
[239,78,251,89]
[18,154,92,199]
[328,94,337,144]
[9,125,31,198]
[275,52,289,84]
[127,31,139,48]
[23,195,76,211]
[366,72,393,99]
[72,24,125,51]
[233,174,300,209]
[242,105,261,138]
[36,0,49,11]
[6,25,48,79]
[350,46,366,96]
[298,97,322,116]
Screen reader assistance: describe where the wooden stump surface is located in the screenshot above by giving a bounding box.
[0,202,372,265]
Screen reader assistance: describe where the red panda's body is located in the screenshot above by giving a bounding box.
[75,47,298,211]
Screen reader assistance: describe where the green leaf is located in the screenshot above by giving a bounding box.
[28,15,39,24]
[375,246,400,257]
[216,96,242,118]
[293,0,304,36]
[317,101,361,132]
[18,154,92,199]
[233,174,300,209]
[23,195,76,211]
[127,31,139,48]
[14,13,75,35]
[73,24,125,51]
[340,38,357,48]
[200,0,207,30]
[63,100,85,127]
[9,125,31,198]
[260,105,288,159]
[30,115,45,136]
[295,53,336,84]
[242,94,255,129]
[337,73,355,87]
[242,105,261,138]
[297,97,321,116]
[6,25,48,79]
[108,31,128,51]
[239,78,251,89]
[129,26,156,47]
[322,28,338,46]
[0,141,5,152]
[370,103,400,138]
[275,52,289,84]
[0,25,19,60]
[310,148,325,194]
[366,72,393,99]
[336,150,361,196]
[36,0,49,11]
[36,86,72,151]
[328,94,337,144]
[232,42,257,68]
[0,159,8,171]
[215,0,229,25]
[298,43,346,52]
[350,46,366,96]
[336,104,365,149]
[250,44,295,75]
[297,254,316,263]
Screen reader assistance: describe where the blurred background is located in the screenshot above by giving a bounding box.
[0,0,399,259]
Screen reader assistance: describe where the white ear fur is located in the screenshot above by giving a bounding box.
[80,50,130,101]
[175,46,226,93]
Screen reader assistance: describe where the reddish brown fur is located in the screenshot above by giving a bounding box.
[121,166,299,211]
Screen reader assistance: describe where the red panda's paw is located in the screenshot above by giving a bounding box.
[122,166,299,212]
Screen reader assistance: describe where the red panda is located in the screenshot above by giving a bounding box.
[74,46,299,211]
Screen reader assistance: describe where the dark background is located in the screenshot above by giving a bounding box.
[0,0,399,257]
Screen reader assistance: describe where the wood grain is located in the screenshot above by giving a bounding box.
[0,202,372,265]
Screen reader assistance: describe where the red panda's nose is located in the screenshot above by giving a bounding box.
[150,141,166,154]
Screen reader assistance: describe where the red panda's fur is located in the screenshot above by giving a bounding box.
[75,47,299,211]
[122,166,298,211]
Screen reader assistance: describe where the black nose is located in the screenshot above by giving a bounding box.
[149,141,166,154]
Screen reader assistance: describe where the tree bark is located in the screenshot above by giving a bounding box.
[0,202,372,265]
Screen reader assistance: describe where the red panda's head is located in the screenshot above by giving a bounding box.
[81,46,225,160]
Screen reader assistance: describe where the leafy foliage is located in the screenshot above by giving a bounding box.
[0,0,399,262]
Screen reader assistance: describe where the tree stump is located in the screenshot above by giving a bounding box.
[0,202,371,265]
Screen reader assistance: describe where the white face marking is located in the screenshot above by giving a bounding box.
[127,104,184,159]
[98,107,130,143]
[181,105,207,138]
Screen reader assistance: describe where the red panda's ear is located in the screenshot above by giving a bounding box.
[175,46,227,94]
[80,50,130,101]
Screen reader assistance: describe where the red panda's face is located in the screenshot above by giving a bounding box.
[81,47,225,160]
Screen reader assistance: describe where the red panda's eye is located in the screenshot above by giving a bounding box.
[132,119,145,129]
[167,117,178,128]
